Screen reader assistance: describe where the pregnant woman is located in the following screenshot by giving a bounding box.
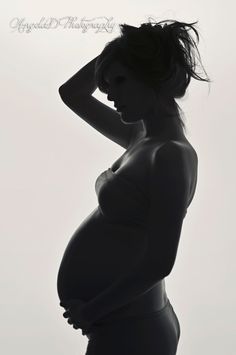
[57,19,210,355]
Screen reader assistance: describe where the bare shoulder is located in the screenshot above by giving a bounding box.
[149,139,198,189]
[151,139,198,166]
[150,141,182,174]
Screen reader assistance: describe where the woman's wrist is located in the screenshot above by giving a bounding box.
[59,55,100,97]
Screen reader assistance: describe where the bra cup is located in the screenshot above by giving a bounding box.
[95,168,149,227]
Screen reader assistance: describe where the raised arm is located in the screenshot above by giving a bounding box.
[58,55,135,149]
[78,141,190,326]
[59,55,99,97]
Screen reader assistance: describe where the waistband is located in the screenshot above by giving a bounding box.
[83,282,169,337]
[93,280,167,326]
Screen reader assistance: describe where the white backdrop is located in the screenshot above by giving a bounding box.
[1,1,235,354]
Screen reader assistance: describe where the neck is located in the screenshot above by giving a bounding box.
[141,109,185,142]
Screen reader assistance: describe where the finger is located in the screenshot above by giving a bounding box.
[63,311,70,318]
[73,324,79,329]
[67,318,73,325]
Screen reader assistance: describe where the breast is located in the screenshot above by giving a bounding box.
[95,168,149,227]
[57,206,148,302]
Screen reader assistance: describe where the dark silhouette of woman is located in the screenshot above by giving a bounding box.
[57,19,211,355]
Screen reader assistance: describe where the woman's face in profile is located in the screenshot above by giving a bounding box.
[104,60,157,124]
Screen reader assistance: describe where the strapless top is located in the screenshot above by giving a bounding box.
[95,166,188,225]
[95,168,150,228]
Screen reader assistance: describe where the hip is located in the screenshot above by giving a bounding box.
[85,298,181,355]
[84,280,169,334]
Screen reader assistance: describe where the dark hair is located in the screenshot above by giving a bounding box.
[95,19,212,131]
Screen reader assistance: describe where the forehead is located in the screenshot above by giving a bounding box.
[104,61,128,82]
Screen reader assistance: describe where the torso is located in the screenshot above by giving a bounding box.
[57,130,198,319]
[111,133,198,206]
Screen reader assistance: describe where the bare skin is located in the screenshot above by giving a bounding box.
[59,60,198,336]
[104,60,198,203]
[104,60,186,138]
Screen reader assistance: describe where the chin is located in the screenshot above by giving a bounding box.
[120,111,139,124]
[121,115,133,124]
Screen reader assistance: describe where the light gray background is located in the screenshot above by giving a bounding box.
[1,1,235,355]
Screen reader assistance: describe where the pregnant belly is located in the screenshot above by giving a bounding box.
[57,206,148,302]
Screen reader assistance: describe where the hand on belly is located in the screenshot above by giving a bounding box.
[60,299,92,336]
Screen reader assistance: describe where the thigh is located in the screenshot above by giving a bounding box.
[85,299,181,355]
